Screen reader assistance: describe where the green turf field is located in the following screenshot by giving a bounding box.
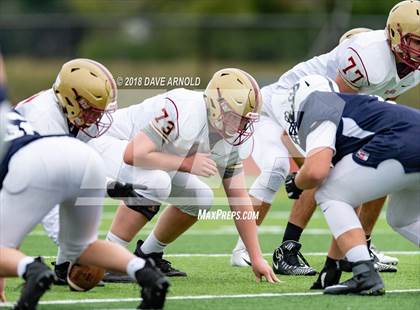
[2,190,419,309]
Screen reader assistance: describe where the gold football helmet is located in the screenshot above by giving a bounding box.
[339,28,373,44]
[387,0,420,69]
[53,58,117,137]
[204,68,262,146]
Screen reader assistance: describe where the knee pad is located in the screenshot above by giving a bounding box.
[107,181,162,221]
[249,158,289,204]
[175,188,214,217]
[320,200,362,239]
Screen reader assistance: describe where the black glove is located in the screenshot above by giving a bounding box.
[285,173,303,199]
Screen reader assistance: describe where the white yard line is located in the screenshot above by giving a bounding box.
[28,226,396,237]
[0,289,419,307]
[42,250,420,259]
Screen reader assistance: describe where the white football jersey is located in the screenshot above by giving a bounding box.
[264,30,419,122]
[105,88,243,175]
[15,89,97,142]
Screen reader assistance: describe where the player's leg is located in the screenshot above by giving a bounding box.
[88,136,171,247]
[89,136,175,282]
[41,205,60,246]
[386,176,420,246]
[232,116,291,266]
[53,139,169,308]
[315,155,413,294]
[0,137,86,308]
[359,197,399,267]
[135,172,214,276]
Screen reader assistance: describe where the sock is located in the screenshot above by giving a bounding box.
[324,256,340,269]
[126,257,146,280]
[366,235,371,249]
[282,222,303,243]
[141,232,167,254]
[106,231,129,248]
[345,245,371,263]
[17,257,35,278]
[233,237,246,251]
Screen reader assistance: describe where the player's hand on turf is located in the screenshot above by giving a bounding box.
[252,258,280,284]
[285,172,303,199]
[0,277,7,303]
[183,153,218,177]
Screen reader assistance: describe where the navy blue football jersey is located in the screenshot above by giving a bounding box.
[0,110,43,189]
[297,92,420,173]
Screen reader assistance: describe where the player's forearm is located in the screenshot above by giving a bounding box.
[230,204,263,262]
[129,151,187,172]
[294,165,325,190]
[224,179,263,261]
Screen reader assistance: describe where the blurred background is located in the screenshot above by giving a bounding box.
[0,0,418,107]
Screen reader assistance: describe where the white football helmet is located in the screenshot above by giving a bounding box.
[284,75,339,143]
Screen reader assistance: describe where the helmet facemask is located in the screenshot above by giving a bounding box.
[207,90,259,146]
[284,83,302,146]
[391,24,420,70]
[74,96,116,138]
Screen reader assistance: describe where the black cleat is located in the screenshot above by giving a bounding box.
[311,260,342,289]
[54,261,105,287]
[135,259,170,310]
[324,260,385,295]
[103,271,135,283]
[134,240,187,277]
[15,257,55,310]
[52,261,70,285]
[272,240,317,275]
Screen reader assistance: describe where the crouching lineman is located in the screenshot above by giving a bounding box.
[14,58,118,283]
[89,68,279,283]
[282,75,420,295]
[0,110,169,309]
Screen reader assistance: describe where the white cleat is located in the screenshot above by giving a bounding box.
[231,247,252,267]
[370,244,399,265]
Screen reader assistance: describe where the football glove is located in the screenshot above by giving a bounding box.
[285,173,303,199]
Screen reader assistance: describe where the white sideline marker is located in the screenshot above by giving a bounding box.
[0,289,419,307]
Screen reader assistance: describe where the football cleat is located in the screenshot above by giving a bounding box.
[324,260,385,295]
[370,243,399,265]
[52,261,70,285]
[55,261,106,286]
[311,261,342,289]
[231,247,252,267]
[340,257,397,273]
[135,258,170,310]
[272,241,317,275]
[134,240,187,277]
[15,257,55,310]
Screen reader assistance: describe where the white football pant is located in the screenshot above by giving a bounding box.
[89,135,213,216]
[249,86,292,204]
[316,154,420,246]
[0,137,106,263]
